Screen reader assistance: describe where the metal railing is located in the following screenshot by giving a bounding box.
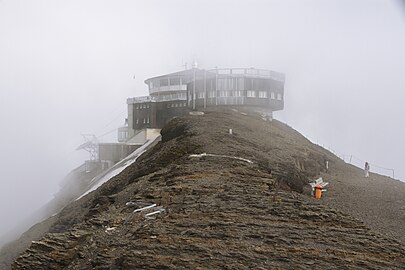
[149,84,187,94]
[127,96,155,104]
[208,68,285,82]
[127,94,187,104]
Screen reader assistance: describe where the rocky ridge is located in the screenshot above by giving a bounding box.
[5,110,405,269]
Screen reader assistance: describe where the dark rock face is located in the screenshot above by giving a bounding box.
[13,230,91,269]
[7,110,405,269]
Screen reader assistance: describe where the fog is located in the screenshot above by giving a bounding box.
[1,0,404,246]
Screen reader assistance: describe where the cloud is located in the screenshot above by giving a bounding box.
[0,0,404,240]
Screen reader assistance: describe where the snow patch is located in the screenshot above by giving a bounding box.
[189,153,253,164]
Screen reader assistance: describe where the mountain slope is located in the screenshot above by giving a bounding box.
[9,110,405,269]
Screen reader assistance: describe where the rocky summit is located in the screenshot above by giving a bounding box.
[3,110,405,269]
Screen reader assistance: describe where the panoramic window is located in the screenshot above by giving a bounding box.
[160,78,168,87]
[207,79,214,91]
[237,78,244,90]
[256,79,269,91]
[245,78,253,90]
[259,91,268,98]
[217,78,226,91]
[247,90,256,97]
[229,78,234,90]
[234,90,242,97]
[169,77,180,86]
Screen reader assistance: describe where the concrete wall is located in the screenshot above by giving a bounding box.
[98,143,139,164]
[126,128,161,145]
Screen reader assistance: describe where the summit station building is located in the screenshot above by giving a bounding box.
[118,67,285,143]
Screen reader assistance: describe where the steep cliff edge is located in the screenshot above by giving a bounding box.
[4,110,405,269]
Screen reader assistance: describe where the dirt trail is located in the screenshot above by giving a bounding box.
[5,110,405,269]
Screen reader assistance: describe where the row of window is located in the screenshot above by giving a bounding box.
[135,118,150,124]
[199,91,243,98]
[158,93,187,101]
[150,77,183,89]
[197,78,281,92]
[216,77,278,91]
[197,90,283,100]
[247,91,270,98]
[135,104,150,109]
[217,78,245,91]
[118,131,129,140]
[167,102,187,108]
[150,77,282,92]
[272,92,283,100]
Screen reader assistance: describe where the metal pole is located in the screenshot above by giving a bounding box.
[186,76,190,107]
[193,68,196,110]
[215,67,218,106]
[204,70,207,109]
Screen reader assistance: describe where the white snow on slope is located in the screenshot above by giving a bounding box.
[189,153,253,164]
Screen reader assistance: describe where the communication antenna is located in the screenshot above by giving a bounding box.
[76,134,99,161]
[182,62,188,70]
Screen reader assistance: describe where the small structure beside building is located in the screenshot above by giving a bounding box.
[98,143,139,167]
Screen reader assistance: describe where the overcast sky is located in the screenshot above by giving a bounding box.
[1,0,404,241]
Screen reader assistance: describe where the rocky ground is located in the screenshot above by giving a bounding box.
[3,110,405,269]
[321,159,405,243]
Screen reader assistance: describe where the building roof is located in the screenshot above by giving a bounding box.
[144,68,204,85]
[144,67,285,85]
